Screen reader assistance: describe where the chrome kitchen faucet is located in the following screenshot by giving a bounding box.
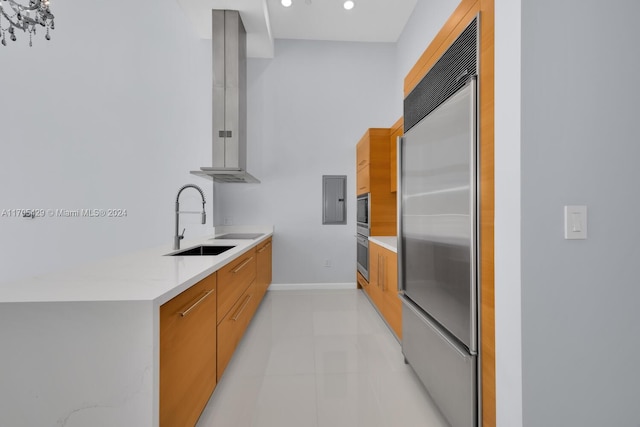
[174,184,206,250]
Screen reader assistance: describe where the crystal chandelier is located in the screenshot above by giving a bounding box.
[0,0,54,47]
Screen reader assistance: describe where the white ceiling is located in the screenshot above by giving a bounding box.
[175,0,418,58]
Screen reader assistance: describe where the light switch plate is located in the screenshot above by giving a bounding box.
[564,205,587,240]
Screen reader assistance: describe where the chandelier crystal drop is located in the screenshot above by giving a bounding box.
[0,0,55,47]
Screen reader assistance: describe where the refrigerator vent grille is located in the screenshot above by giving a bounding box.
[404,17,478,132]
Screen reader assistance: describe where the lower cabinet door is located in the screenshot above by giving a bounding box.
[365,242,402,340]
[160,273,217,427]
[217,280,258,381]
[256,238,273,301]
[381,248,402,339]
[367,243,383,309]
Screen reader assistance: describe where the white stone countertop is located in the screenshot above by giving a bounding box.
[0,225,273,305]
[369,236,397,253]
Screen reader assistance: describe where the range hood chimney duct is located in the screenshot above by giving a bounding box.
[191,10,259,184]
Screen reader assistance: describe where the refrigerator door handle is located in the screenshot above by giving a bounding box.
[397,135,405,293]
[468,76,479,354]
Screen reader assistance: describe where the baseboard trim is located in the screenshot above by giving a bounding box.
[268,282,357,291]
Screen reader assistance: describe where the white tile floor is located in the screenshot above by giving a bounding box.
[196,289,449,427]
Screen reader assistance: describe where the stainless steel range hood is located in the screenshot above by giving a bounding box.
[191,10,260,184]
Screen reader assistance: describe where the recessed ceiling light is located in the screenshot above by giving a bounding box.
[281,0,292,7]
[343,0,355,10]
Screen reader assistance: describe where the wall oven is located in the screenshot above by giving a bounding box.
[356,193,370,280]
[356,193,370,236]
[356,233,369,281]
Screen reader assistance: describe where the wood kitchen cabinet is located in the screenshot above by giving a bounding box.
[356,128,388,196]
[356,136,371,171]
[379,246,401,339]
[256,237,272,301]
[389,118,403,193]
[216,247,259,380]
[160,239,272,425]
[357,271,381,312]
[160,273,217,427]
[3,233,274,427]
[356,166,370,196]
[217,280,259,380]
[217,248,257,324]
[355,128,397,236]
[368,241,402,339]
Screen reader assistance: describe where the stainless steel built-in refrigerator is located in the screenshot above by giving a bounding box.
[398,77,478,427]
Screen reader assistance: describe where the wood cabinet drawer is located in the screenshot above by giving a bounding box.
[217,248,257,324]
[217,280,259,380]
[357,271,368,289]
[160,273,217,427]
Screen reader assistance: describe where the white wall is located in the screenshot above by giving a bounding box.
[212,0,462,286]
[520,1,640,425]
[0,0,460,289]
[0,0,213,284]
[214,39,397,284]
[228,0,462,287]
[395,0,460,103]
[494,0,523,426]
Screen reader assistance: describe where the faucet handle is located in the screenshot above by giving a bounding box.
[179,228,185,240]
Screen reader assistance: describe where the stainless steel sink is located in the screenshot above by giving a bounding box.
[167,245,235,256]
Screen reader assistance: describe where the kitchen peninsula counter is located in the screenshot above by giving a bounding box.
[0,226,273,304]
[0,225,273,427]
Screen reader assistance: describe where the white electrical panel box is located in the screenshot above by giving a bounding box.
[322,175,347,225]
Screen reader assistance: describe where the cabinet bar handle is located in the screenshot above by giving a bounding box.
[257,242,271,253]
[231,294,252,321]
[377,254,381,289]
[179,289,214,317]
[377,254,381,288]
[232,256,254,274]
[381,256,386,291]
